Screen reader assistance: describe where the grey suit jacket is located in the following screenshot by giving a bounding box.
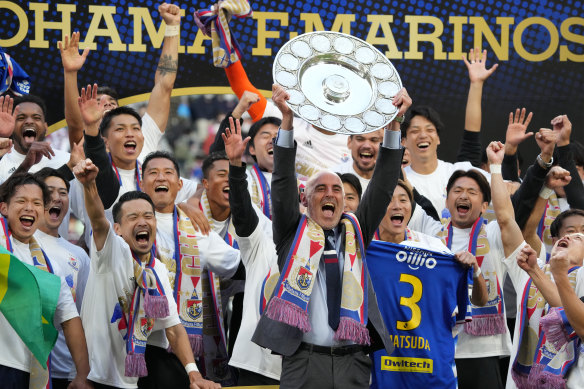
[251,140,402,356]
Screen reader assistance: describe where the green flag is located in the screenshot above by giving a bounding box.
[0,245,60,366]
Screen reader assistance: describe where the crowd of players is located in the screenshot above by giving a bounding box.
[0,2,584,389]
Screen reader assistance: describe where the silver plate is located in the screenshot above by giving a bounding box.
[273,31,402,134]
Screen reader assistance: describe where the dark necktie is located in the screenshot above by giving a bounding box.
[323,230,341,330]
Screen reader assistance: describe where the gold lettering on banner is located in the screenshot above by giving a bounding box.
[128,7,186,53]
[252,11,289,56]
[188,29,212,54]
[447,16,466,60]
[301,13,355,34]
[81,5,127,51]
[365,15,403,59]
[470,16,513,60]
[560,17,584,62]
[0,1,28,46]
[404,16,447,60]
[29,3,75,48]
[514,17,559,61]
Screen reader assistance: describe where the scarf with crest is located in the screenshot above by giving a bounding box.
[538,193,561,260]
[194,0,252,67]
[155,207,204,357]
[249,164,272,219]
[198,191,237,385]
[124,246,170,377]
[512,265,580,388]
[1,219,55,389]
[264,213,370,344]
[438,217,506,336]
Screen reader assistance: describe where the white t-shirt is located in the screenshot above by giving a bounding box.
[404,160,490,217]
[70,113,198,243]
[35,230,90,379]
[449,222,513,359]
[229,211,282,380]
[147,211,240,349]
[0,237,78,373]
[0,147,71,184]
[263,101,350,179]
[82,227,180,388]
[331,159,370,193]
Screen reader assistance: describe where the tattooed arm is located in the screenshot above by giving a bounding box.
[145,2,180,133]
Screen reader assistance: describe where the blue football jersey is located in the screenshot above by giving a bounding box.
[367,240,472,388]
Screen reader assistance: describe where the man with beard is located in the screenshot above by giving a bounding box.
[33,168,91,389]
[251,85,409,389]
[73,158,219,389]
[0,95,70,182]
[139,150,240,387]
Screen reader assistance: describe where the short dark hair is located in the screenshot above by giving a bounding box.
[550,209,584,238]
[99,106,142,137]
[202,151,229,179]
[112,190,155,224]
[97,86,119,102]
[337,172,362,200]
[396,179,414,205]
[0,173,50,206]
[34,168,70,192]
[401,106,444,138]
[14,94,47,120]
[142,151,181,178]
[246,117,282,161]
[446,169,491,204]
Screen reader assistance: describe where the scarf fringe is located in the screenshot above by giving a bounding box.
[334,317,370,345]
[125,352,148,377]
[464,314,506,336]
[190,334,204,357]
[144,294,169,319]
[265,297,311,333]
[512,370,530,389]
[528,363,567,389]
[541,308,571,350]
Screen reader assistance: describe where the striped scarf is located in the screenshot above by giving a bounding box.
[194,0,252,68]
[249,164,272,219]
[156,207,204,357]
[1,219,54,389]
[512,265,580,388]
[265,213,370,344]
[109,152,142,191]
[438,217,506,336]
[124,247,170,377]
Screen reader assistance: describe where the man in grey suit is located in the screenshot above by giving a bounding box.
[252,84,412,389]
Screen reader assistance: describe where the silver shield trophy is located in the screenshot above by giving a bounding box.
[273,31,403,134]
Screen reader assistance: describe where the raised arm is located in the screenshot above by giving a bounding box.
[145,2,180,132]
[502,108,533,181]
[487,141,525,257]
[73,158,109,251]
[224,116,259,238]
[516,244,562,307]
[59,32,90,147]
[552,115,584,210]
[458,49,498,166]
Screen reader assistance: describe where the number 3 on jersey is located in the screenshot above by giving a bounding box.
[397,274,422,330]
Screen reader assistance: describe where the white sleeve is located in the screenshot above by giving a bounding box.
[73,251,91,312]
[175,178,199,204]
[197,231,240,279]
[262,100,283,120]
[138,112,163,162]
[54,276,80,327]
[408,206,443,237]
[91,225,117,274]
[68,180,87,221]
[502,241,530,292]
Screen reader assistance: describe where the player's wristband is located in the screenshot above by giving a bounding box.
[489,164,502,175]
[473,267,482,279]
[185,362,199,374]
[539,186,554,199]
[165,24,180,37]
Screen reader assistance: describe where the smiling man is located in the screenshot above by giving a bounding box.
[73,158,219,389]
[333,130,383,191]
[0,173,91,388]
[251,84,409,389]
[0,95,70,183]
[33,168,91,389]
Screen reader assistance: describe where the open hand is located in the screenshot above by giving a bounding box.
[505,108,533,154]
[463,48,498,83]
[0,96,15,138]
[59,32,90,73]
[222,116,251,167]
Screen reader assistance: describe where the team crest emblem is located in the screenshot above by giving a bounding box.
[296,265,313,290]
[140,318,154,337]
[68,257,79,271]
[186,298,203,320]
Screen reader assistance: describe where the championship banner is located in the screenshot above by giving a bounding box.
[1,0,583,158]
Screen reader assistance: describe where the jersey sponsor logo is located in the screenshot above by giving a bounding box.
[381,356,433,373]
[396,249,437,270]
